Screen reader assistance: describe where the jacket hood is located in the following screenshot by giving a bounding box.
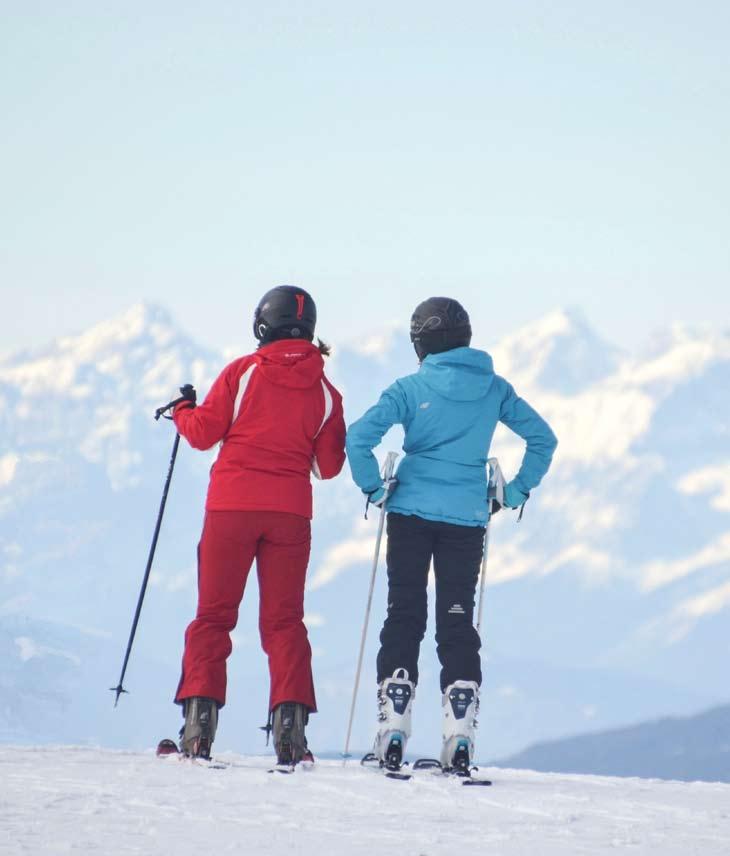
[419,347,495,401]
[255,339,324,389]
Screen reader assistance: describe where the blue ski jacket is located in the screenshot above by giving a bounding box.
[346,347,558,527]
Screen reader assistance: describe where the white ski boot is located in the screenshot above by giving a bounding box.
[440,680,479,773]
[373,668,415,770]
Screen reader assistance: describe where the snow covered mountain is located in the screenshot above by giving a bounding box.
[1,303,729,764]
[496,703,730,782]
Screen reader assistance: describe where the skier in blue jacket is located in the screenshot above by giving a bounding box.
[346,297,557,773]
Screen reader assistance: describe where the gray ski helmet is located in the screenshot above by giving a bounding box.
[253,285,317,343]
[410,297,472,361]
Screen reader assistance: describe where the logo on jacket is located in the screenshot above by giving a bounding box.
[419,401,431,409]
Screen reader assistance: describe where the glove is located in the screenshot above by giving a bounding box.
[368,486,386,507]
[366,478,398,509]
[503,481,529,510]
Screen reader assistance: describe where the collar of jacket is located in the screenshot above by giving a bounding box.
[254,338,324,389]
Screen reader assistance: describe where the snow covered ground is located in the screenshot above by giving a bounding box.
[3,747,729,855]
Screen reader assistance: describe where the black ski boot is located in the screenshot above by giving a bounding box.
[180,696,218,759]
[272,702,312,767]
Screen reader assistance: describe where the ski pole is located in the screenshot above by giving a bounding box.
[110,390,191,706]
[342,451,399,761]
[476,458,505,636]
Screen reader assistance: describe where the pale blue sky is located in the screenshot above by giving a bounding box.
[1,1,728,355]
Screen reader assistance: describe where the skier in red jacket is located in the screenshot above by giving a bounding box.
[172,286,346,766]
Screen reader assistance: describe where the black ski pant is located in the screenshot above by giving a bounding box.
[377,512,484,692]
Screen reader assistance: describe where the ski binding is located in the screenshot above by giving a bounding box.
[413,757,492,786]
[361,752,412,781]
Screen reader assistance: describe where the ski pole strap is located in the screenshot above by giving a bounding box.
[155,395,188,421]
[154,385,197,421]
[364,489,378,521]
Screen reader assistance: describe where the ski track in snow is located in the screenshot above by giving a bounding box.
[2,747,730,855]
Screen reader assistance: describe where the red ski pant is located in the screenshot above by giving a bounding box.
[175,510,316,712]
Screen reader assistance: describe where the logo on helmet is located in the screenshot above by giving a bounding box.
[295,294,305,320]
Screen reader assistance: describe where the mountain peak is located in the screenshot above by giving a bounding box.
[488,307,621,395]
[56,302,177,357]
[0,302,216,403]
[620,322,730,390]
[523,306,592,338]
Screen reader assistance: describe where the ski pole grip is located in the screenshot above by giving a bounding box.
[487,457,506,512]
[154,395,188,421]
[382,451,399,482]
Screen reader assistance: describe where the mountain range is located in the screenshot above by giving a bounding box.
[495,703,730,783]
[1,303,728,769]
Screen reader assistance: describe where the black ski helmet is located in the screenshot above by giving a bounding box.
[253,285,317,344]
[410,297,472,361]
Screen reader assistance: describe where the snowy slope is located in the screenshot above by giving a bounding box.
[3,746,730,856]
[1,304,729,765]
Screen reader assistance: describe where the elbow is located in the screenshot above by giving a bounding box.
[536,419,558,457]
[175,411,226,451]
[344,432,360,460]
[540,431,558,468]
[346,422,374,459]
[312,453,346,481]
[189,437,217,452]
[318,469,341,482]
[178,423,219,452]
[527,427,558,458]
[180,433,208,451]
[331,453,347,478]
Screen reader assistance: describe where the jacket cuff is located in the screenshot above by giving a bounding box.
[513,475,530,496]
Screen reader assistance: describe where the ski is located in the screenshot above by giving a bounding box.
[155,739,228,770]
[412,757,492,786]
[156,740,317,774]
[381,771,412,781]
[384,769,412,781]
[268,752,316,774]
[360,752,412,781]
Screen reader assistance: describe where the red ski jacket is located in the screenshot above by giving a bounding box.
[174,339,346,518]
